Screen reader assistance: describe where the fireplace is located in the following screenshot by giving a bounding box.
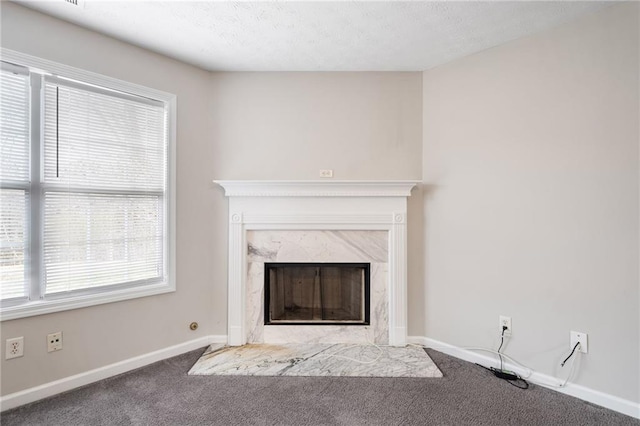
[215,180,417,346]
[265,263,370,325]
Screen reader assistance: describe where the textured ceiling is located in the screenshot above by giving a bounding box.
[13,1,612,71]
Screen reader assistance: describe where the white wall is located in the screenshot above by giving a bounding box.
[0,3,424,396]
[422,3,639,403]
[0,3,216,395]
[209,72,422,180]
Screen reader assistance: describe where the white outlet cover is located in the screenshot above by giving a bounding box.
[6,337,24,360]
[499,315,512,336]
[47,332,63,352]
[570,331,588,354]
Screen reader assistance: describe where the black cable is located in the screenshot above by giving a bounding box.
[473,326,529,390]
[561,342,581,367]
[507,377,529,390]
[475,363,529,390]
[497,326,506,371]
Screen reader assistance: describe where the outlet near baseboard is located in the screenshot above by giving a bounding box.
[6,337,24,360]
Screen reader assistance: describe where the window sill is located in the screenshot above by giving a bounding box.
[0,282,175,321]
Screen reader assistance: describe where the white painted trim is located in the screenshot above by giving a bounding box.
[217,181,415,347]
[0,335,226,412]
[214,180,418,197]
[242,213,394,225]
[1,283,175,321]
[408,336,640,420]
[221,211,409,346]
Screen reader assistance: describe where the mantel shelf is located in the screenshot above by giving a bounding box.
[214,180,419,197]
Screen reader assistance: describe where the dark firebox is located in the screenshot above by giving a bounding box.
[264,263,370,326]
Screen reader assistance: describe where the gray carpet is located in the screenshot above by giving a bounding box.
[2,348,638,425]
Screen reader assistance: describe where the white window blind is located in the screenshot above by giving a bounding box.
[42,79,167,296]
[0,66,30,301]
[0,50,175,320]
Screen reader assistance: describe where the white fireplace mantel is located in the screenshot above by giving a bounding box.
[215,180,418,347]
[215,180,417,197]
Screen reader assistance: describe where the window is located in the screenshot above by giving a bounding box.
[0,63,30,302]
[0,50,175,320]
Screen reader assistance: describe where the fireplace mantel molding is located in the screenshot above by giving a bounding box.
[214,180,418,347]
[215,180,418,197]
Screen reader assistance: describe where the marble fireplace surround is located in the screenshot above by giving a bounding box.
[215,181,418,347]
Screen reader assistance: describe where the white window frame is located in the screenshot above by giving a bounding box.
[0,49,176,321]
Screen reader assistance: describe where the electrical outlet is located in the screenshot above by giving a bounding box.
[6,337,24,360]
[499,316,512,336]
[570,331,588,354]
[319,169,333,178]
[47,332,63,352]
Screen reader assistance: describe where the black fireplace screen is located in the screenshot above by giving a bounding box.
[264,263,370,325]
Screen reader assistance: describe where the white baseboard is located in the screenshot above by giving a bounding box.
[408,336,640,420]
[0,334,227,412]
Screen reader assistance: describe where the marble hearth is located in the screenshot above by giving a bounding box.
[215,180,418,347]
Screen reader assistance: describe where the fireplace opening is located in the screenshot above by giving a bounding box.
[264,263,370,325]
